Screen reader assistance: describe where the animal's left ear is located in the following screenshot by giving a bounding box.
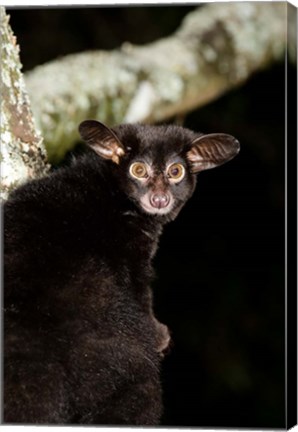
[187,133,240,173]
[79,120,125,164]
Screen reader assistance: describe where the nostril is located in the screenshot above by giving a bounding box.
[150,193,169,209]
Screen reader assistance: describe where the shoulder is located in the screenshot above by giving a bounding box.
[3,153,113,231]
[5,153,105,207]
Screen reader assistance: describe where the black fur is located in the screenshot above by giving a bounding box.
[3,122,239,425]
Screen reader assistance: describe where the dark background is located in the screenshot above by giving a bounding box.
[7,5,288,428]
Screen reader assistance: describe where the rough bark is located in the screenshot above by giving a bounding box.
[0,7,49,200]
[25,2,287,163]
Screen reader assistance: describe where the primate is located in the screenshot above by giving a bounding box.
[3,120,240,425]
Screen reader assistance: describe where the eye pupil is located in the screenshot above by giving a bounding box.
[168,163,185,181]
[130,162,148,179]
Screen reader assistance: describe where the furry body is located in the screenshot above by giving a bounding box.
[4,123,239,425]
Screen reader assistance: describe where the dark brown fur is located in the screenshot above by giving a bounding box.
[3,121,239,425]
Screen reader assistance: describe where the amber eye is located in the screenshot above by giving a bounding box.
[167,163,185,182]
[129,162,148,179]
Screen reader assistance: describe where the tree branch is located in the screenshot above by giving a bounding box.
[0,7,49,200]
[25,2,286,163]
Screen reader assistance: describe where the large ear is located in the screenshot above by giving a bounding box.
[78,120,125,164]
[186,133,240,173]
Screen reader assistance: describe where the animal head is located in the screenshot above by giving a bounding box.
[79,120,240,220]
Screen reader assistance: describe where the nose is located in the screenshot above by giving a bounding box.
[150,192,170,209]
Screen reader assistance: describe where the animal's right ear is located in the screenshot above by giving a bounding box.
[79,120,125,164]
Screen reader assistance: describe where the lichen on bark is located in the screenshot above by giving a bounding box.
[0,6,49,201]
[24,2,287,163]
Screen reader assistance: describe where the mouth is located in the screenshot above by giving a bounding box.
[139,192,174,215]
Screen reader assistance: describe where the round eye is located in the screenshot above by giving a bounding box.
[167,163,185,182]
[129,162,148,179]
